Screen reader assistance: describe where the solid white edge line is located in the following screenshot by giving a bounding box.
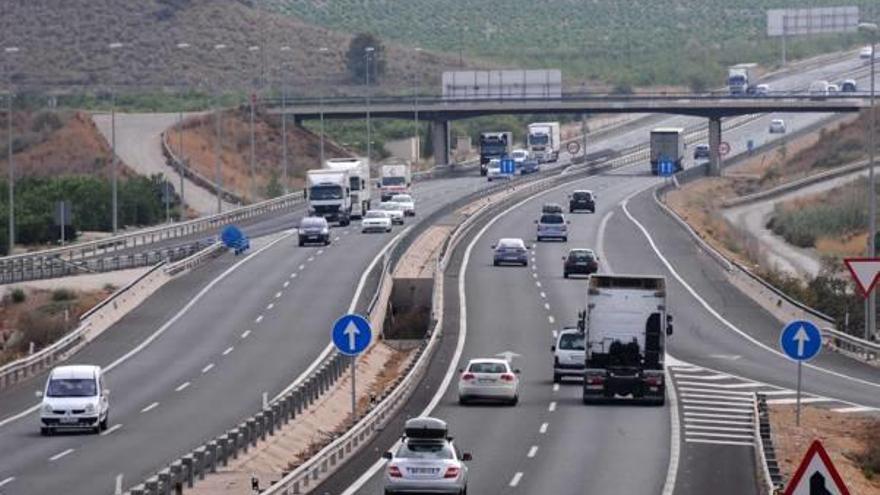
[0,477,14,488]
[509,472,524,487]
[341,171,591,495]
[596,209,615,273]
[661,364,681,495]
[620,194,880,393]
[0,232,295,429]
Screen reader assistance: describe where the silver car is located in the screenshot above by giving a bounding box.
[536,213,569,242]
[384,418,471,495]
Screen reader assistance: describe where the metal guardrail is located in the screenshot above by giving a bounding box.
[755,394,785,493]
[160,130,244,206]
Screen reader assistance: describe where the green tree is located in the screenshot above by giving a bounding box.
[265,170,284,198]
[345,33,386,84]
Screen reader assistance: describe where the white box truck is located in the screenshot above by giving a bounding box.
[323,157,371,219]
[527,122,561,163]
[649,128,685,175]
[579,274,673,405]
[379,162,412,201]
[727,63,758,95]
[305,169,352,226]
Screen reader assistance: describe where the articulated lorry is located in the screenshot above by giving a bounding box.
[323,157,371,219]
[379,162,412,201]
[305,169,352,226]
[649,128,685,175]
[579,274,673,405]
[479,132,513,176]
[727,63,758,95]
[527,122,561,163]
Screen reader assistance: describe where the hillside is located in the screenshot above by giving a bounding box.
[263,0,876,89]
[1,0,460,95]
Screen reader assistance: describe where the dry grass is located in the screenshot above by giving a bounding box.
[815,233,869,259]
[0,111,137,180]
[176,109,352,201]
[770,404,880,494]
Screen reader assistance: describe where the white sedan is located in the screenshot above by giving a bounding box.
[390,194,415,216]
[458,358,520,405]
[377,202,405,225]
[769,119,786,134]
[361,210,393,233]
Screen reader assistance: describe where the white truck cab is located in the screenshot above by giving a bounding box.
[324,157,371,219]
[38,365,109,435]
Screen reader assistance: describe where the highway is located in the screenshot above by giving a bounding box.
[0,48,876,495]
[320,52,880,495]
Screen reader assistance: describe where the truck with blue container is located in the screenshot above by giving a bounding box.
[649,128,685,175]
[479,132,513,176]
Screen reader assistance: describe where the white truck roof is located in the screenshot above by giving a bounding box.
[50,365,100,380]
[325,158,367,170]
[586,275,666,352]
[651,127,684,134]
[307,169,348,185]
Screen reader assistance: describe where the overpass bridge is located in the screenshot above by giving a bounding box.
[266,93,867,175]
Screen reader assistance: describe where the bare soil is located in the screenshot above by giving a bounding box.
[769,404,880,494]
[176,110,352,201]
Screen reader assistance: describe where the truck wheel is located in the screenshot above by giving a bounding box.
[553,373,561,384]
[298,238,305,247]
[493,260,499,267]
[40,427,51,436]
[564,272,569,279]
[458,396,469,406]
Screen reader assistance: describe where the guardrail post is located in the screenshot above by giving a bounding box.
[217,436,229,467]
[266,407,276,435]
[169,461,183,495]
[240,422,251,453]
[247,418,258,447]
[129,484,146,495]
[206,441,218,473]
[256,413,267,441]
[158,469,172,495]
[193,448,206,480]
[144,476,159,495]
[228,430,240,460]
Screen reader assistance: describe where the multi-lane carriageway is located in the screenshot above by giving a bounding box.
[0,50,877,495]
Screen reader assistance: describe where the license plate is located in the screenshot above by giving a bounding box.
[409,468,438,475]
[308,236,319,240]
[478,378,496,384]
[59,417,78,424]
[576,262,588,266]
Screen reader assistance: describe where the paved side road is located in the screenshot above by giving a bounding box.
[92,112,229,216]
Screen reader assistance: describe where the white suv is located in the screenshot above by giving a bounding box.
[552,328,586,383]
[38,365,109,435]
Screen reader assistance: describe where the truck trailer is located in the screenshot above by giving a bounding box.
[379,162,412,201]
[527,122,561,163]
[580,274,673,405]
[305,169,352,226]
[649,128,685,175]
[727,63,758,95]
[323,157,371,219]
[479,132,513,176]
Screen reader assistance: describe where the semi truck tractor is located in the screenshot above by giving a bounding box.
[527,122,561,163]
[305,169,352,226]
[479,132,512,176]
[580,274,673,405]
[379,162,412,201]
[323,157,371,219]
[727,63,758,95]
[649,128,685,175]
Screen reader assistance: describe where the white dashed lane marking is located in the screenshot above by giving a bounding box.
[241,330,251,339]
[548,316,555,324]
[298,264,305,270]
[100,423,123,436]
[0,477,14,488]
[256,315,264,323]
[202,363,215,373]
[552,383,559,392]
[175,382,190,392]
[509,472,523,487]
[539,422,548,434]
[540,292,546,298]
[141,402,159,413]
[275,292,282,299]
[223,346,234,356]
[548,401,557,412]
[527,446,538,458]
[283,281,290,288]
[49,449,74,462]
[266,303,274,310]
[535,281,541,288]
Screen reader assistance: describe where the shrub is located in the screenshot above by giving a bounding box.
[10,288,26,303]
[856,424,880,479]
[51,288,75,302]
[15,312,67,352]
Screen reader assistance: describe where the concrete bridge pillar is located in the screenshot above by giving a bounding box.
[708,116,722,177]
[431,120,450,167]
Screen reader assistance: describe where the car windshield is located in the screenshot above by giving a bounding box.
[512,151,527,159]
[381,176,406,186]
[529,134,549,145]
[573,192,591,200]
[397,441,455,460]
[570,251,595,261]
[559,333,586,351]
[391,195,412,203]
[498,240,523,250]
[301,219,325,228]
[364,211,386,219]
[46,378,97,397]
[468,361,508,373]
[540,214,564,224]
[380,203,402,211]
[309,185,343,200]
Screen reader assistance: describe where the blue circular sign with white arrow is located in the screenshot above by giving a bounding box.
[779,319,822,362]
[331,314,372,356]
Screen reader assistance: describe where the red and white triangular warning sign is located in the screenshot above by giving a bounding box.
[844,257,880,298]
[783,440,850,495]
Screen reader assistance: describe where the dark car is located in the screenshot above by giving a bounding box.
[569,190,595,213]
[562,248,599,278]
[542,203,563,215]
[298,216,331,246]
[693,143,710,160]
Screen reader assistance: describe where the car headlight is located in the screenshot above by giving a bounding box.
[84,403,95,413]
[321,228,329,234]
[42,404,54,414]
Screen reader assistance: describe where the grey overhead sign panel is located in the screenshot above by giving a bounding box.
[442,69,562,100]
[767,6,859,37]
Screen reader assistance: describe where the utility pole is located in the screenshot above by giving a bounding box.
[213,43,227,214]
[860,22,878,341]
[4,46,18,255]
[175,42,190,216]
[279,45,291,194]
[413,47,422,163]
[248,45,260,203]
[109,42,123,234]
[365,46,375,165]
[318,47,329,166]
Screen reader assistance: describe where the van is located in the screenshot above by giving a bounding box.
[38,365,109,435]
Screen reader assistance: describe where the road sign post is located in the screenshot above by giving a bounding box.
[844,257,880,340]
[779,320,822,426]
[332,314,372,424]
